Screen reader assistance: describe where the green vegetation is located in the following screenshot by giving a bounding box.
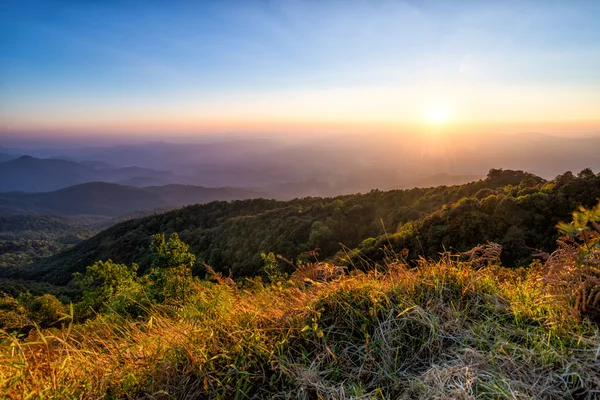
[0,211,169,283]
[1,202,599,398]
[0,215,100,271]
[4,168,598,287]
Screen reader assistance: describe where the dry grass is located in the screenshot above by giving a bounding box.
[2,258,600,399]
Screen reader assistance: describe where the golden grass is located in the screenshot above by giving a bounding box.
[2,259,599,399]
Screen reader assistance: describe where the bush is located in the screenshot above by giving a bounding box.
[542,200,600,324]
[0,293,30,333]
[21,293,67,328]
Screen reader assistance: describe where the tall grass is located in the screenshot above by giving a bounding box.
[1,258,599,399]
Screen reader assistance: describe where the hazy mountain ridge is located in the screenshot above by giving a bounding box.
[3,134,600,187]
[1,135,599,195]
[0,155,188,192]
[0,182,263,217]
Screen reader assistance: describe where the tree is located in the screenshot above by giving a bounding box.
[147,233,196,303]
[150,233,195,270]
[74,260,140,318]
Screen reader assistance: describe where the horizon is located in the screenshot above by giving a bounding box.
[2,129,600,152]
[2,0,600,141]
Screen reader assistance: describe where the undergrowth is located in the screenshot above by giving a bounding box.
[1,258,599,399]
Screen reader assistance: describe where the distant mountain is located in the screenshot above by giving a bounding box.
[2,134,599,195]
[0,153,19,163]
[116,176,174,187]
[78,160,115,170]
[0,156,93,192]
[0,155,188,192]
[0,182,263,217]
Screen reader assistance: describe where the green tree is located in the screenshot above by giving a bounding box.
[147,233,196,303]
[150,233,196,270]
[74,260,140,318]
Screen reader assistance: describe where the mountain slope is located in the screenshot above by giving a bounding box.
[9,169,597,286]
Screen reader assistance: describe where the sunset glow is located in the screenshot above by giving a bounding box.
[1,1,600,139]
[424,106,452,125]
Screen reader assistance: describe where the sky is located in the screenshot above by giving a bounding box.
[1,0,600,140]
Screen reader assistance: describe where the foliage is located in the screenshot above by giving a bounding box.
[261,251,288,284]
[73,260,142,319]
[341,170,600,270]
[146,233,197,304]
[542,200,600,324]
[68,233,199,319]
[18,293,67,328]
[0,291,70,333]
[149,232,195,271]
[0,292,30,334]
[8,168,600,286]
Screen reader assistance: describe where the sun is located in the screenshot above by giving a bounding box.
[424,106,452,125]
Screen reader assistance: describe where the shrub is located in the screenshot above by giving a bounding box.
[542,200,600,324]
[20,293,67,328]
[0,292,30,333]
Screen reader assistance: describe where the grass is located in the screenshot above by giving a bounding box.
[1,258,599,399]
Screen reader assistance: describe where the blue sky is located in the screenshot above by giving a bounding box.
[1,0,600,137]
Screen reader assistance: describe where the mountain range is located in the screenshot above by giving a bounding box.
[3,134,600,195]
[0,182,262,217]
[0,155,192,192]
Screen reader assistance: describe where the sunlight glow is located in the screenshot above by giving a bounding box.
[424,106,452,125]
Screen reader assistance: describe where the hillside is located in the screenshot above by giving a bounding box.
[0,211,176,278]
[2,210,599,399]
[0,215,101,285]
[6,168,599,286]
[1,169,600,399]
[0,182,263,217]
[0,214,100,240]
